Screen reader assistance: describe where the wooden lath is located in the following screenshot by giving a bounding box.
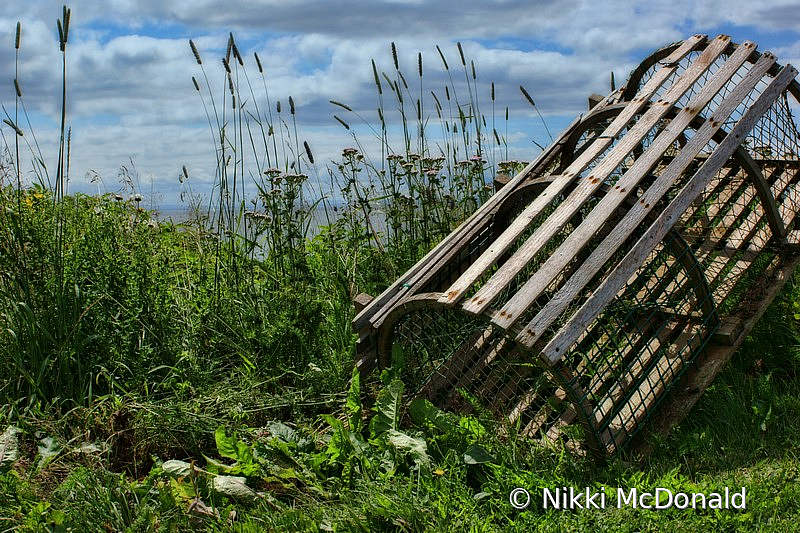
[353,36,800,457]
[543,61,798,364]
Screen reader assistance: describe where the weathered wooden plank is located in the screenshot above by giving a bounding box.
[633,252,800,456]
[417,327,493,403]
[476,344,535,404]
[435,35,709,310]
[460,36,728,318]
[353,123,573,332]
[540,62,798,364]
[594,320,695,427]
[493,41,759,332]
[519,388,567,437]
[510,387,566,428]
[701,165,793,302]
[739,149,787,240]
[514,46,772,347]
[359,114,582,331]
[602,326,701,450]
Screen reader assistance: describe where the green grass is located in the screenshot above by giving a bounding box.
[1,7,799,531]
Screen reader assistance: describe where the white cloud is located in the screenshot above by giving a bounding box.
[1,1,799,205]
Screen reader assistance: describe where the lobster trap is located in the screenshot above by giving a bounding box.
[353,35,800,456]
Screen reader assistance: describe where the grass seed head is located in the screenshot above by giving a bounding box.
[372,59,382,95]
[189,40,202,65]
[330,100,352,112]
[304,141,314,164]
[520,85,536,107]
[334,115,350,130]
[436,45,449,70]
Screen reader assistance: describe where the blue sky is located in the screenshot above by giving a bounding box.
[1,1,800,208]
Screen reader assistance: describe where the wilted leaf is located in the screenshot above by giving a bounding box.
[0,426,20,471]
[268,421,297,443]
[76,442,105,455]
[36,436,61,470]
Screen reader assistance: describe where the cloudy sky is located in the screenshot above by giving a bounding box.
[1,1,800,209]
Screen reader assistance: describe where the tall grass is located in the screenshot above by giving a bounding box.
[327,41,528,279]
[0,17,538,414]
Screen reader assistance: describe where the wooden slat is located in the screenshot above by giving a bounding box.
[509,387,565,427]
[459,36,724,317]
[494,40,759,332]
[436,35,708,309]
[594,320,695,427]
[417,327,493,403]
[634,253,800,456]
[679,164,743,237]
[603,325,703,450]
[702,165,793,302]
[518,388,567,437]
[358,114,582,332]
[540,62,798,364]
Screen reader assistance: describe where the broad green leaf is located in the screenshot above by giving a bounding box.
[387,429,430,466]
[162,459,194,478]
[268,421,297,443]
[210,475,261,502]
[202,454,233,474]
[390,342,407,370]
[463,443,496,465]
[458,416,486,441]
[36,436,61,470]
[409,398,457,433]
[369,379,404,437]
[170,477,196,502]
[215,427,254,466]
[0,426,20,471]
[215,426,239,460]
[348,429,370,458]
